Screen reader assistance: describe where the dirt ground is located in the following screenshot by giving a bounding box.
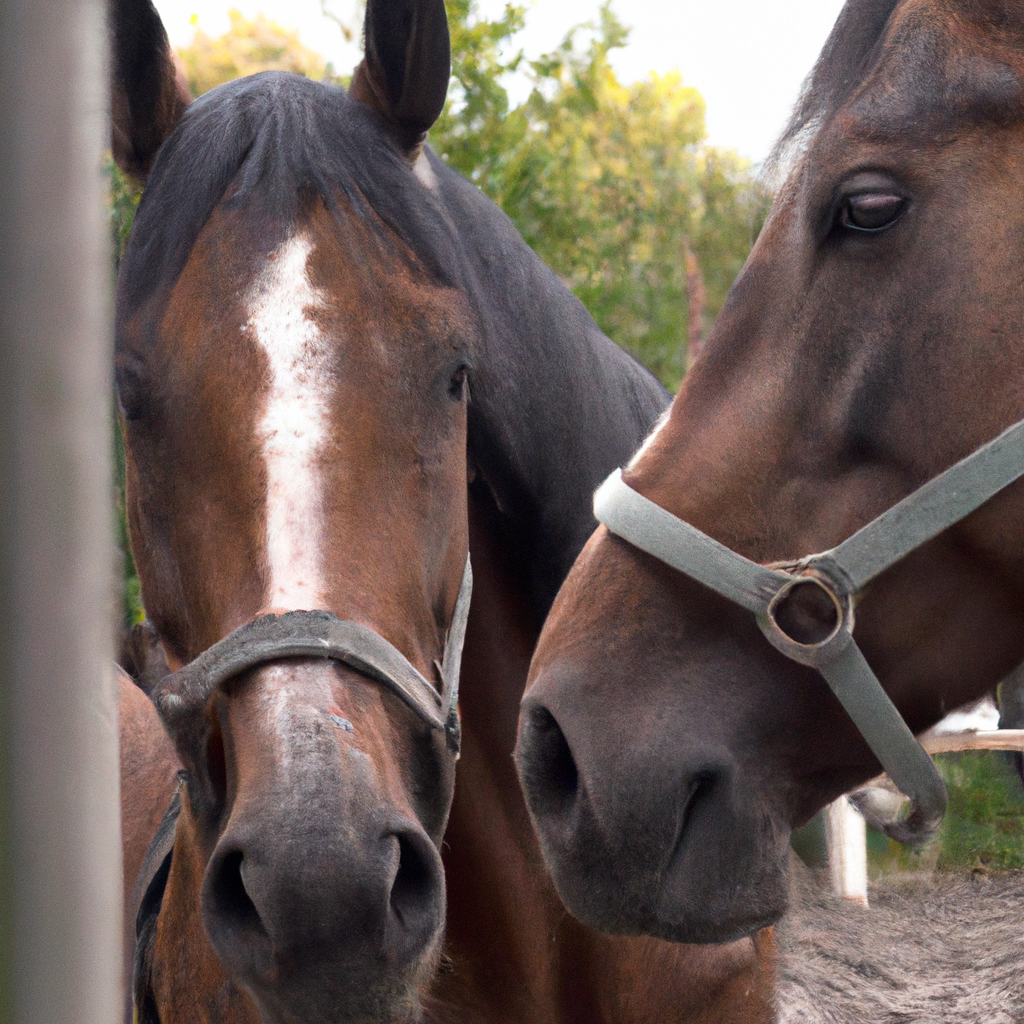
[777,858,1024,1023]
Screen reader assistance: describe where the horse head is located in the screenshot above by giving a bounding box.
[114,0,473,1018]
[517,0,1024,945]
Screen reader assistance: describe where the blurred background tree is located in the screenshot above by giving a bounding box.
[109,2,768,391]
[179,8,337,93]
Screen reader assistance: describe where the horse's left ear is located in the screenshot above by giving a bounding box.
[350,0,451,155]
[109,0,192,181]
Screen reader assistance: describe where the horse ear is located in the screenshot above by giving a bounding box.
[349,0,451,153]
[109,0,192,181]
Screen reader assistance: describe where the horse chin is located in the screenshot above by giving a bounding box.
[243,961,435,1024]
[534,802,792,946]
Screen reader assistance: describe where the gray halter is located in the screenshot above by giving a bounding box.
[157,556,472,759]
[595,419,1024,846]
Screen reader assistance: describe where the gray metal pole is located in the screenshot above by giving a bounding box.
[0,0,123,1020]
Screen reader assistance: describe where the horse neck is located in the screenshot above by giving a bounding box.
[435,156,670,613]
[431,489,777,1024]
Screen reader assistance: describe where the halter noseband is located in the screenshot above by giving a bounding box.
[156,555,473,759]
[595,418,1024,846]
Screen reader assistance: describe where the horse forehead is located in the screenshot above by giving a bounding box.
[842,0,1024,140]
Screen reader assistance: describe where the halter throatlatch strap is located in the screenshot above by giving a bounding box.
[595,417,1024,847]
[157,556,472,758]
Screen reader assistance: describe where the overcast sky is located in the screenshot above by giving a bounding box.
[153,0,848,164]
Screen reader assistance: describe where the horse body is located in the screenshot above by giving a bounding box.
[517,0,1024,947]
[119,666,180,1022]
[112,0,776,1020]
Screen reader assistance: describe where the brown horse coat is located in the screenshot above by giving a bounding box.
[111,0,777,1020]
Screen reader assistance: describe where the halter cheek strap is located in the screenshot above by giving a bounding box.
[595,417,1024,847]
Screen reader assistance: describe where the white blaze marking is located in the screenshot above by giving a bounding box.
[246,233,331,609]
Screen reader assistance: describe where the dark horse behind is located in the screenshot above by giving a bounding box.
[518,0,1024,951]
[110,0,777,1021]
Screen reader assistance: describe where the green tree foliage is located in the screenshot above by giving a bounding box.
[431,0,525,184]
[179,9,337,95]
[430,3,769,389]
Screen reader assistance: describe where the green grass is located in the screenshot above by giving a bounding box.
[869,751,1024,877]
[791,750,1024,876]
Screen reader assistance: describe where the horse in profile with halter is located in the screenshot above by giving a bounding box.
[518,0,1024,950]
[110,0,777,1020]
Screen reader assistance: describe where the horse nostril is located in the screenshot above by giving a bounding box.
[387,831,443,945]
[517,704,579,818]
[205,848,268,941]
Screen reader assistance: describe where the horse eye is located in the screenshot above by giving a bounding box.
[840,193,906,233]
[448,365,468,400]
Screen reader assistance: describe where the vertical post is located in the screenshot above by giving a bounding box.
[824,797,868,907]
[0,0,122,1021]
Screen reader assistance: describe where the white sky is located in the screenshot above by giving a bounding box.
[153,0,847,164]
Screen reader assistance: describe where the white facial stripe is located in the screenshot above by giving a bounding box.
[246,233,331,609]
[627,409,671,469]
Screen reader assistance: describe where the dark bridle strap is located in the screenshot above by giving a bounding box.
[157,556,472,754]
[594,416,1024,847]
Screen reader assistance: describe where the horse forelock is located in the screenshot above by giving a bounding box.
[116,71,465,331]
[767,0,1024,180]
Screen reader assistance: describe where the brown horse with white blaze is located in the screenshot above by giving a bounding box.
[518,0,1024,947]
[112,0,777,1020]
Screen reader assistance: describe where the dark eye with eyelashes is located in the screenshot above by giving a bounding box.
[448,364,469,400]
[839,193,907,233]
[115,355,151,421]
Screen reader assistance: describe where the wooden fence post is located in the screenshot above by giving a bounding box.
[0,0,122,1020]
[824,797,869,907]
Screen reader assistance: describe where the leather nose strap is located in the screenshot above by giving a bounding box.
[156,555,472,762]
[596,415,1024,845]
[595,470,947,846]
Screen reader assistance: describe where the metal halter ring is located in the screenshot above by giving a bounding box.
[758,568,854,669]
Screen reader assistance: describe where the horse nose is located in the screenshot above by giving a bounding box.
[515,700,582,822]
[201,815,446,990]
[517,684,790,943]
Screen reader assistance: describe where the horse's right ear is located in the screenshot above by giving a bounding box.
[109,0,192,181]
[349,0,451,154]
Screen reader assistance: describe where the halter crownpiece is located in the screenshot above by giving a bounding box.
[595,417,1024,846]
[157,555,472,764]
